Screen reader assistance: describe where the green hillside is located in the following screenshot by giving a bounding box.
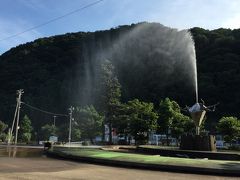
[0,22,239,132]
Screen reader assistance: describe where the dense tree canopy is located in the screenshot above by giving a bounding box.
[157,98,194,144]
[74,105,103,143]
[217,116,240,144]
[125,99,158,144]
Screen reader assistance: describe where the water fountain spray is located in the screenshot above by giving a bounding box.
[185,37,218,135]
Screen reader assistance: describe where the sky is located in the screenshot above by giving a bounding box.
[0,0,240,55]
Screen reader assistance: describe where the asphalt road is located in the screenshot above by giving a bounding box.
[0,157,238,180]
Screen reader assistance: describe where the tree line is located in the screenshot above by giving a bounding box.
[1,60,239,146]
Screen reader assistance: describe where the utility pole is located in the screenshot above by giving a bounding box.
[14,89,24,145]
[53,115,56,127]
[68,106,74,146]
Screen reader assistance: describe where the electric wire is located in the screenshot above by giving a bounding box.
[0,0,104,42]
[21,102,69,117]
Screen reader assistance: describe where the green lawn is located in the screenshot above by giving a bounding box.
[52,147,240,170]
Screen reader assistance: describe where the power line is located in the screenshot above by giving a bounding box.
[0,0,104,42]
[21,102,68,117]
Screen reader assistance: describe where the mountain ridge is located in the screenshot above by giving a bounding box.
[0,22,239,132]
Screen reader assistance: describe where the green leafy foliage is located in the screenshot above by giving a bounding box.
[113,103,131,136]
[157,98,194,144]
[125,99,158,144]
[19,115,32,143]
[171,113,194,142]
[57,123,81,142]
[71,127,81,142]
[74,105,103,143]
[157,98,176,135]
[217,116,240,143]
[0,120,7,133]
[40,124,58,141]
[0,120,8,142]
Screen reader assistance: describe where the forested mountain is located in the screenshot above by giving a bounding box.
[0,22,239,132]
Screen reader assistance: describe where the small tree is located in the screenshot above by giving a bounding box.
[157,98,176,145]
[57,123,81,142]
[157,98,194,145]
[0,121,8,142]
[19,115,33,143]
[217,116,240,145]
[40,124,57,141]
[171,113,194,145]
[71,126,81,142]
[126,99,158,145]
[74,105,103,143]
[114,103,132,142]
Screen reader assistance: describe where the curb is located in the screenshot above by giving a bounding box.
[46,150,240,177]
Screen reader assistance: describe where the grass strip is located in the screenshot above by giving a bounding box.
[52,147,240,170]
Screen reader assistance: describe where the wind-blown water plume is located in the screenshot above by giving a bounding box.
[73,22,199,106]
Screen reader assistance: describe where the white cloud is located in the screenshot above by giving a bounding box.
[0,18,42,54]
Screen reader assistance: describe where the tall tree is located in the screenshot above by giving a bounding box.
[74,105,103,143]
[19,115,33,143]
[98,59,121,143]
